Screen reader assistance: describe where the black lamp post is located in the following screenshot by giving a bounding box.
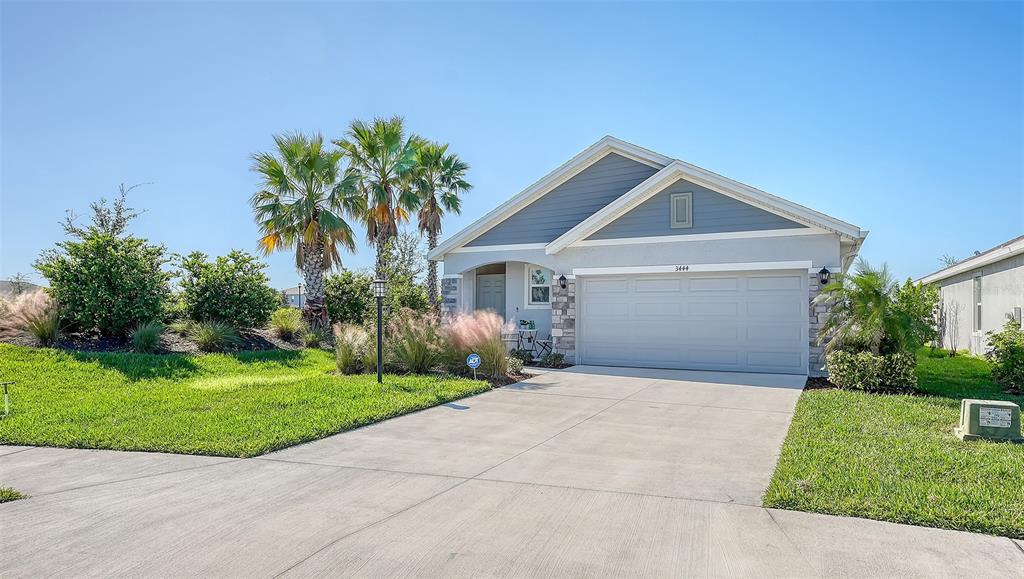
[372,277,387,384]
[817,267,831,286]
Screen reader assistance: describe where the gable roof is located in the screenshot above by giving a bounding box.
[429,136,866,260]
[917,235,1024,285]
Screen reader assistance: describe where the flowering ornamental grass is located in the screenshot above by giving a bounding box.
[0,344,488,458]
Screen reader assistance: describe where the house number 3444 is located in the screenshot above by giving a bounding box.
[675,265,690,271]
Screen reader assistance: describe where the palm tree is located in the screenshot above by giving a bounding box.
[414,142,471,312]
[816,259,909,354]
[334,116,423,278]
[250,133,362,330]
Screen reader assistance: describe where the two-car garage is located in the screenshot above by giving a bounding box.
[576,268,809,375]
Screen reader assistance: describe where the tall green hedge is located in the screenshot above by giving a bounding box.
[36,233,171,336]
[177,250,279,329]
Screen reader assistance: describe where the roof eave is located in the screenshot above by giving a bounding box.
[917,237,1024,284]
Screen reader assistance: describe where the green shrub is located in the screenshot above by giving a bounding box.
[390,310,442,374]
[188,321,241,352]
[507,355,524,375]
[0,290,61,346]
[177,250,279,329]
[825,350,917,392]
[334,324,367,374]
[167,319,195,335]
[35,232,170,336]
[303,327,332,349]
[131,321,164,354]
[324,271,373,326]
[987,320,1024,391]
[270,308,304,340]
[539,352,565,368]
[509,348,534,365]
[161,293,188,324]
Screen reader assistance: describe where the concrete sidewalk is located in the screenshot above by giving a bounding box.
[1,367,1021,577]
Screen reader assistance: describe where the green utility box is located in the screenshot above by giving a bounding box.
[954,399,1023,443]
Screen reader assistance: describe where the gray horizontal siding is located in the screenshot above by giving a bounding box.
[586,177,805,240]
[466,153,659,246]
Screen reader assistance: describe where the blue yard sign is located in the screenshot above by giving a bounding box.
[466,353,481,379]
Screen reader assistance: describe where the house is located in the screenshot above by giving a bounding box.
[430,136,868,376]
[918,235,1024,355]
[281,285,305,309]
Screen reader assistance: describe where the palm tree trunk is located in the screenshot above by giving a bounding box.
[302,241,329,331]
[427,229,439,315]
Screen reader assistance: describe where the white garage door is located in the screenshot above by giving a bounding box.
[578,271,808,374]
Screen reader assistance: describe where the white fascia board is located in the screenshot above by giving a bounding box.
[547,161,863,255]
[427,136,671,261]
[447,243,547,254]
[571,227,828,248]
[573,260,813,276]
[917,237,1024,284]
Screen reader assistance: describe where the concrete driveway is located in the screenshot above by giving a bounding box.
[1,367,1021,578]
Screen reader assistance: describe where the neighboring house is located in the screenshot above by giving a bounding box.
[430,136,867,376]
[918,235,1024,355]
[281,285,305,309]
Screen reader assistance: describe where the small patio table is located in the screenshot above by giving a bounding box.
[517,328,538,354]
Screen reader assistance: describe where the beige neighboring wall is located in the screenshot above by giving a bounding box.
[929,252,1024,355]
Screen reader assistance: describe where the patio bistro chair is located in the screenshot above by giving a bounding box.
[534,335,553,358]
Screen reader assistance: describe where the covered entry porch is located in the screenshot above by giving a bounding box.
[441,261,567,359]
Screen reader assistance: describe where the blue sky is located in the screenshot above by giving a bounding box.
[2,1,1021,289]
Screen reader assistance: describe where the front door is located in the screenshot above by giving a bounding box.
[475,274,506,319]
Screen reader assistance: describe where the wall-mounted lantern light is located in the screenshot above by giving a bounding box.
[558,274,568,290]
[817,267,831,286]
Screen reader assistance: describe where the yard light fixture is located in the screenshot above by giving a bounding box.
[558,274,567,290]
[372,278,386,383]
[817,267,831,286]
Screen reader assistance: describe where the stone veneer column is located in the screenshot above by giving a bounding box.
[440,277,461,318]
[550,277,576,363]
[808,272,832,376]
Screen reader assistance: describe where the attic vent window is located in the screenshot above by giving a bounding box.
[670,192,693,229]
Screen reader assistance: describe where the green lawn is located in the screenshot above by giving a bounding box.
[764,349,1024,538]
[0,344,489,457]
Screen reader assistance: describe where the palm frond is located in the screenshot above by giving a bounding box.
[249,131,358,274]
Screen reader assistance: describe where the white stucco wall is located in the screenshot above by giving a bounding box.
[936,253,1024,355]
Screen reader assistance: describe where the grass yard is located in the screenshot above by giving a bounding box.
[764,349,1024,538]
[0,344,489,457]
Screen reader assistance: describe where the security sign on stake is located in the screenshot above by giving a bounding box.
[466,353,481,379]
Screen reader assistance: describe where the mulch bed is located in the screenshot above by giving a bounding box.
[523,362,574,370]
[804,376,835,390]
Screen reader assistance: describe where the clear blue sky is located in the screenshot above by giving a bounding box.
[2,1,1022,289]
